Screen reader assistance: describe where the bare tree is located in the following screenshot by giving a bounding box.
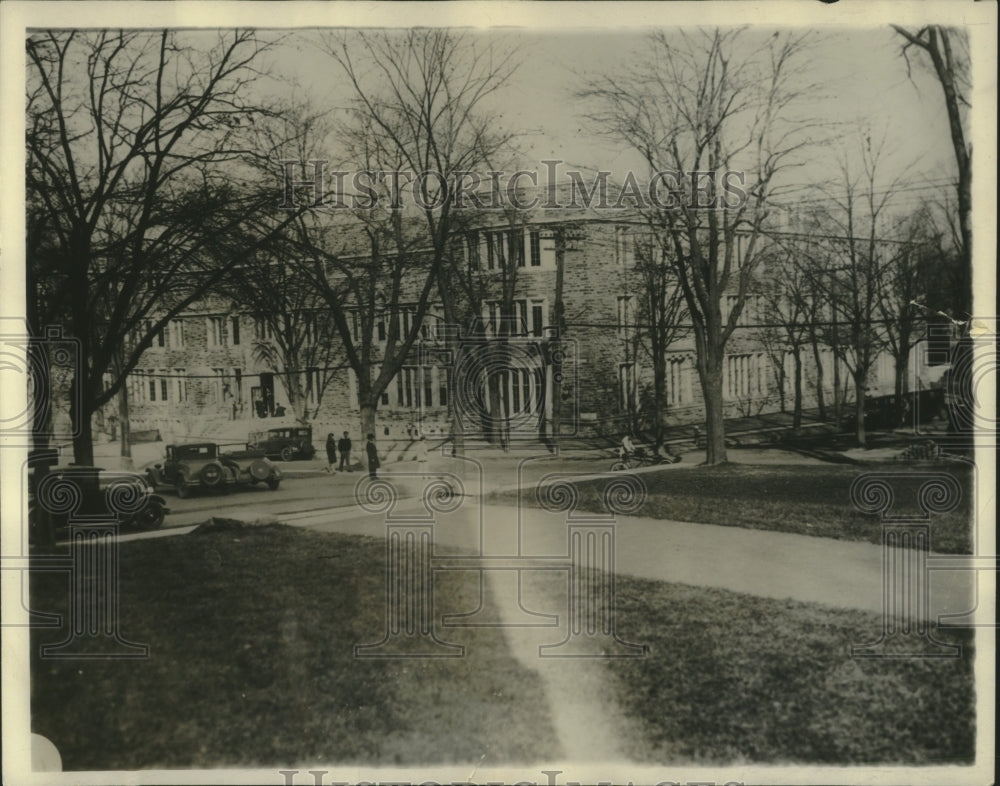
[875,204,940,426]
[802,134,896,448]
[26,30,301,467]
[755,239,819,429]
[579,29,818,463]
[628,229,690,449]
[295,30,519,441]
[892,25,971,317]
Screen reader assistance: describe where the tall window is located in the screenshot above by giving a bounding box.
[212,368,228,403]
[253,318,273,342]
[666,357,689,406]
[726,354,765,398]
[615,226,633,265]
[617,295,633,338]
[529,231,541,267]
[619,362,636,411]
[466,231,480,270]
[230,317,241,346]
[174,368,187,402]
[169,319,185,348]
[423,367,433,408]
[207,317,225,347]
[439,367,450,408]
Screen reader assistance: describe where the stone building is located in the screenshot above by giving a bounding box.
[113,216,939,446]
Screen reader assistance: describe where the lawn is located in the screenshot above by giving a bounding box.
[603,573,976,764]
[494,461,976,553]
[30,521,558,769]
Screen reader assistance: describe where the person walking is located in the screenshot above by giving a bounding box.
[338,431,352,471]
[325,433,337,474]
[365,433,381,479]
[415,434,429,472]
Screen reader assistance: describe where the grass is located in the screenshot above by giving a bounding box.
[603,573,976,764]
[494,461,976,553]
[30,521,558,769]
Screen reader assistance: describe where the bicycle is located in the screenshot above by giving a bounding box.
[610,446,681,471]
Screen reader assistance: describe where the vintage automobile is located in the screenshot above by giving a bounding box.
[247,426,316,462]
[146,442,282,498]
[29,465,169,535]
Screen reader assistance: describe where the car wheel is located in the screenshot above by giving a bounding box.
[134,500,165,531]
[249,459,271,481]
[610,461,629,472]
[176,477,191,499]
[200,463,224,488]
[280,446,295,462]
[266,478,280,491]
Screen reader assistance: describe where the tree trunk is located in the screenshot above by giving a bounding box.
[792,346,803,430]
[359,402,377,442]
[70,374,96,466]
[30,339,56,549]
[697,351,728,465]
[550,229,566,446]
[652,357,667,449]
[810,336,826,421]
[894,351,911,428]
[832,349,842,428]
[775,354,787,414]
[119,381,133,470]
[854,377,867,448]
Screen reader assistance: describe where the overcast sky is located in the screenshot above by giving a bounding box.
[261,25,961,218]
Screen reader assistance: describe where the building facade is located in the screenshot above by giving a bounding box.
[110,217,940,445]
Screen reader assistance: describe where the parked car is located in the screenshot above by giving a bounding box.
[146,443,282,498]
[29,465,169,534]
[247,426,316,462]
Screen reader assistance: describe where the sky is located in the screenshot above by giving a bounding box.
[258,25,962,219]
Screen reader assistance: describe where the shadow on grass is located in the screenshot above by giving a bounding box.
[30,521,558,769]
[605,574,975,764]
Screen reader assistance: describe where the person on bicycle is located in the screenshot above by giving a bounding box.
[619,434,637,462]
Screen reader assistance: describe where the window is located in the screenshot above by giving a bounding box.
[615,226,633,265]
[148,374,157,402]
[726,354,765,398]
[484,299,546,337]
[174,368,187,403]
[399,366,420,408]
[531,304,544,337]
[439,367,449,407]
[302,313,319,345]
[617,295,633,338]
[144,320,165,349]
[305,367,319,405]
[485,233,496,270]
[466,232,480,270]
[529,231,541,267]
[159,371,168,402]
[169,319,185,348]
[230,317,241,346]
[423,367,433,408]
[207,317,225,347]
[253,318,273,342]
[212,368,229,403]
[666,357,690,406]
[619,363,637,411]
[512,231,525,267]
